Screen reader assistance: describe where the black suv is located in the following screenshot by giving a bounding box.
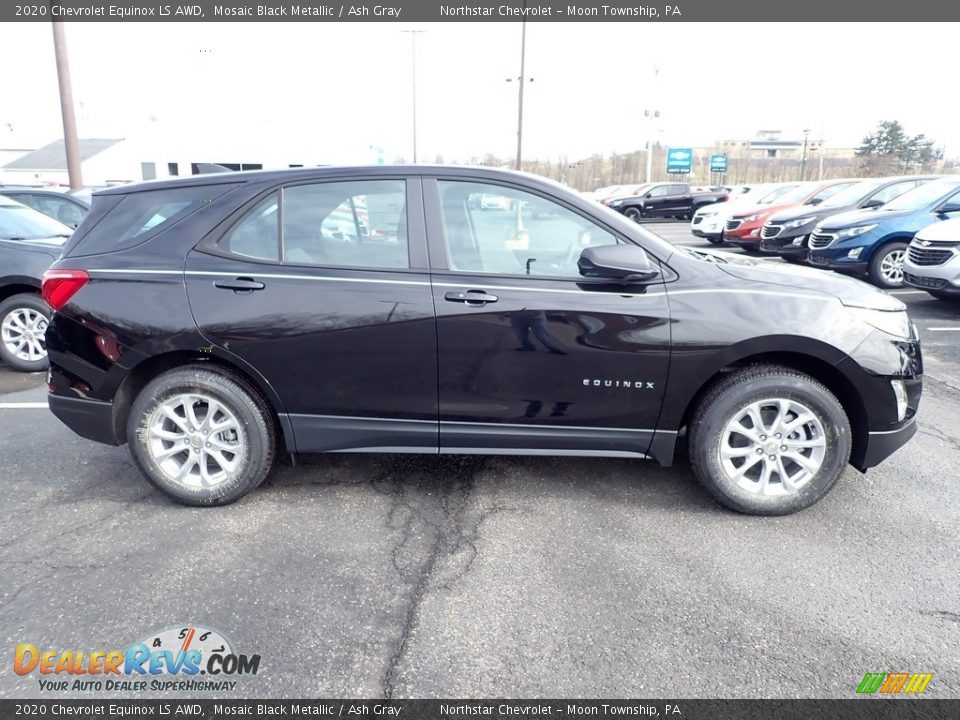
[44,167,922,515]
[0,195,73,371]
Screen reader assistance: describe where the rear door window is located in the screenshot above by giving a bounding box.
[77,184,236,255]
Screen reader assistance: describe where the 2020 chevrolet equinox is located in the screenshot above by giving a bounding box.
[43,166,922,515]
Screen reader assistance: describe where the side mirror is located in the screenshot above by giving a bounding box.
[861,198,883,209]
[936,202,960,215]
[807,198,823,205]
[578,244,660,283]
[645,192,653,198]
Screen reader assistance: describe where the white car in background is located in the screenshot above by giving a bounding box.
[903,216,960,301]
[691,182,799,244]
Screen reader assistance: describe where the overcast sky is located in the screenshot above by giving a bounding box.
[1,21,956,162]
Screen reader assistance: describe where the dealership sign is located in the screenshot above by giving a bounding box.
[666,148,692,174]
[710,154,728,172]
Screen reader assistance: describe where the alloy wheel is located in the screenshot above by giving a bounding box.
[880,249,906,285]
[147,393,246,487]
[1,307,48,363]
[718,398,826,496]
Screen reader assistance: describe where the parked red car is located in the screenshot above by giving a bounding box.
[724,179,858,249]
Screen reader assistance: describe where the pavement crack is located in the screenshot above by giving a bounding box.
[378,456,485,700]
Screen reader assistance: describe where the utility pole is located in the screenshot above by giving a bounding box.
[513,16,528,171]
[401,31,424,163]
[51,16,83,189]
[800,128,810,181]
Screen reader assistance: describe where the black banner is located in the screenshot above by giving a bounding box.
[2,700,960,719]
[2,0,957,23]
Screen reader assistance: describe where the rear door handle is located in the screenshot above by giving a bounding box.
[444,290,498,305]
[214,277,265,292]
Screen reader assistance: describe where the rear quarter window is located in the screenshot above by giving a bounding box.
[72,184,236,256]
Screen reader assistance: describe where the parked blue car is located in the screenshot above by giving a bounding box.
[807,177,960,288]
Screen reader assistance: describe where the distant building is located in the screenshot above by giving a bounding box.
[1,138,128,185]
[712,130,856,161]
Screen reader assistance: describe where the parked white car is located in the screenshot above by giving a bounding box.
[903,216,960,300]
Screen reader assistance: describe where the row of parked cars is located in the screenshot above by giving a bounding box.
[0,186,90,372]
[684,176,960,294]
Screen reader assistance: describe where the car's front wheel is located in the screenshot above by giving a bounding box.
[869,242,907,288]
[688,365,851,515]
[0,293,50,372]
[127,366,276,506]
[623,207,643,222]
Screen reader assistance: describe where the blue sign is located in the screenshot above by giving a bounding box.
[666,147,693,174]
[710,153,728,173]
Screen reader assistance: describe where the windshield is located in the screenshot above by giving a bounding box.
[758,184,800,203]
[0,201,73,240]
[776,184,819,205]
[820,179,883,208]
[881,181,960,212]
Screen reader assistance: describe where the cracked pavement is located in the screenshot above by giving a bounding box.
[1,344,959,699]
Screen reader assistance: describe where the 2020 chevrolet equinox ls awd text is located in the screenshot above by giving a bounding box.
[43,166,922,515]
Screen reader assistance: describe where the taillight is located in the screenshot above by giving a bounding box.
[42,269,90,310]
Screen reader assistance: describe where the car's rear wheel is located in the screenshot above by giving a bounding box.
[688,365,851,515]
[127,366,276,506]
[0,293,50,372]
[623,207,643,222]
[869,242,907,288]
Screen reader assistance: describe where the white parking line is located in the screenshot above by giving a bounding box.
[891,290,929,295]
[927,327,960,332]
[0,402,48,409]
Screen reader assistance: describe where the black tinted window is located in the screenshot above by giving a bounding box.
[79,184,235,255]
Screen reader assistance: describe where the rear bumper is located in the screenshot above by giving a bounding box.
[48,394,121,445]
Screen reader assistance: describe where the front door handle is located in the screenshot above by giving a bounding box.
[444,290,499,305]
[214,277,265,292]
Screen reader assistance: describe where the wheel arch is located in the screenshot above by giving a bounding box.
[865,233,913,262]
[0,280,42,304]
[110,349,295,452]
[663,349,868,470]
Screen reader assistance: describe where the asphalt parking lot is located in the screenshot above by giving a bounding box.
[1,220,959,699]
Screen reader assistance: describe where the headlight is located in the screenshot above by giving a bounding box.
[698,210,716,218]
[837,224,877,239]
[611,199,623,207]
[743,213,766,222]
[846,307,912,339]
[784,217,815,229]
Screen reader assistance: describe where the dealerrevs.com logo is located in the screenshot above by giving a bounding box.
[856,672,933,695]
[14,625,261,693]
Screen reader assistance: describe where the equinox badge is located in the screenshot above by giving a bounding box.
[583,379,656,389]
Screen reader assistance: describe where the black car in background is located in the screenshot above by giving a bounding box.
[610,182,727,221]
[759,176,937,262]
[0,196,72,371]
[0,186,90,228]
[44,166,921,515]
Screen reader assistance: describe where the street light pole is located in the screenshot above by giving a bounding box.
[401,30,425,163]
[50,17,83,190]
[800,128,810,181]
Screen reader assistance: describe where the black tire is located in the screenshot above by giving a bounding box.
[0,293,50,372]
[705,235,724,245]
[623,207,643,222]
[868,241,908,289]
[688,365,851,515]
[927,289,960,301]
[127,366,276,506]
